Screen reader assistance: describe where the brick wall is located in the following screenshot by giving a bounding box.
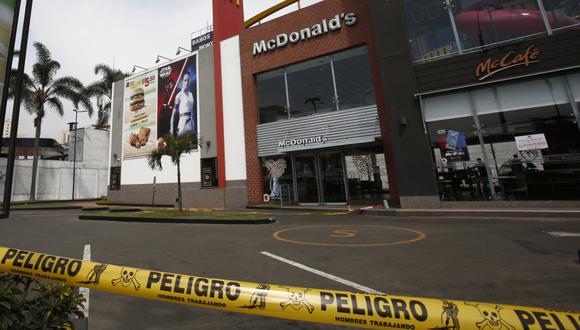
[238,0,399,204]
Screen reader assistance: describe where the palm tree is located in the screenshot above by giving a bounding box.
[147,133,200,212]
[86,64,129,128]
[9,42,93,201]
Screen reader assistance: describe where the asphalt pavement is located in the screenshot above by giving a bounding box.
[1,209,579,329]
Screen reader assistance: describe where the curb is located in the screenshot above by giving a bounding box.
[11,206,83,211]
[81,207,144,212]
[78,214,276,225]
[246,205,351,213]
[362,208,580,219]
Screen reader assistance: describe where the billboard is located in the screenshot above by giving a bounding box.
[123,54,198,159]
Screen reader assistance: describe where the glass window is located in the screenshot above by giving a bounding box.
[286,56,335,118]
[568,72,580,105]
[257,69,288,123]
[453,0,547,50]
[345,148,390,203]
[423,75,580,202]
[403,0,459,62]
[262,156,293,202]
[543,0,580,30]
[332,47,376,110]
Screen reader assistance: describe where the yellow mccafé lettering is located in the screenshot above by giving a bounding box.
[146,271,241,301]
[1,248,82,277]
[320,292,428,322]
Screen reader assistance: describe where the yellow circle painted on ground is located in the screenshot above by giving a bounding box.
[273,225,426,247]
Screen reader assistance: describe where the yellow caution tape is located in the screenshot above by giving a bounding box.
[0,246,578,329]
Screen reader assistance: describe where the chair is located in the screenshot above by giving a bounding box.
[504,171,528,200]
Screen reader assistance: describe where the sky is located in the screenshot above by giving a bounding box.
[7,0,322,139]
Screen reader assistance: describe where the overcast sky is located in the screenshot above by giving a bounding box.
[8,0,321,139]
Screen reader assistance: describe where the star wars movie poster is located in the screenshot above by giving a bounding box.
[122,71,158,159]
[157,55,198,149]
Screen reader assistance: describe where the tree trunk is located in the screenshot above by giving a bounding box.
[176,159,183,212]
[29,118,42,201]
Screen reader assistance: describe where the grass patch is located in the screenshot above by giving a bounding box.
[86,209,271,221]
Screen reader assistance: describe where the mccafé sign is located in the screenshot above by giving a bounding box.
[475,45,540,81]
[253,12,357,56]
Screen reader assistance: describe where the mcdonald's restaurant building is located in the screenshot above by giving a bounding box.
[108,0,580,209]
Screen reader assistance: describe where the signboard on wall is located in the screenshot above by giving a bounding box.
[191,31,213,52]
[515,134,548,151]
[122,54,198,159]
[439,130,470,163]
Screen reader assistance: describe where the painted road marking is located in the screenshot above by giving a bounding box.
[329,230,358,238]
[547,231,580,237]
[79,244,91,318]
[273,225,426,247]
[261,251,384,295]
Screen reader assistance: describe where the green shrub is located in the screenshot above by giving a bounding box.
[0,273,85,329]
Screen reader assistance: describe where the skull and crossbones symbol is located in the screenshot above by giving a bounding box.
[465,303,515,330]
[279,287,314,314]
[111,268,141,291]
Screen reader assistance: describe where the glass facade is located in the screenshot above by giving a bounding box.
[423,72,580,201]
[257,69,288,123]
[286,57,335,118]
[256,46,376,123]
[260,147,389,205]
[403,0,580,62]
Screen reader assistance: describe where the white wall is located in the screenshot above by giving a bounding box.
[221,35,247,181]
[80,129,110,167]
[120,152,201,185]
[0,159,108,201]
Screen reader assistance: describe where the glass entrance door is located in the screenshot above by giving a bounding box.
[294,154,319,204]
[319,152,347,203]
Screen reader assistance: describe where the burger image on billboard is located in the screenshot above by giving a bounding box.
[130,87,145,112]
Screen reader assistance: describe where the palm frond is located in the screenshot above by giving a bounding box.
[32,60,61,87]
[72,89,95,117]
[8,70,34,99]
[94,63,130,85]
[147,148,165,170]
[50,76,83,91]
[85,81,109,99]
[46,97,64,116]
[22,96,37,115]
[33,42,52,65]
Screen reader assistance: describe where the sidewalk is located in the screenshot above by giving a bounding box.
[248,204,580,219]
[363,208,580,219]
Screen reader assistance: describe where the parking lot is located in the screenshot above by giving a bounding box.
[1,209,579,329]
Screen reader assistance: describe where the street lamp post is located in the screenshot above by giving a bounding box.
[71,109,88,200]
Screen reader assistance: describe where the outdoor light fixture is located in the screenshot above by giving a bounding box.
[176,46,192,55]
[131,65,146,73]
[155,55,171,64]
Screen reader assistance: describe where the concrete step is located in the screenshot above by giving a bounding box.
[363,208,580,219]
